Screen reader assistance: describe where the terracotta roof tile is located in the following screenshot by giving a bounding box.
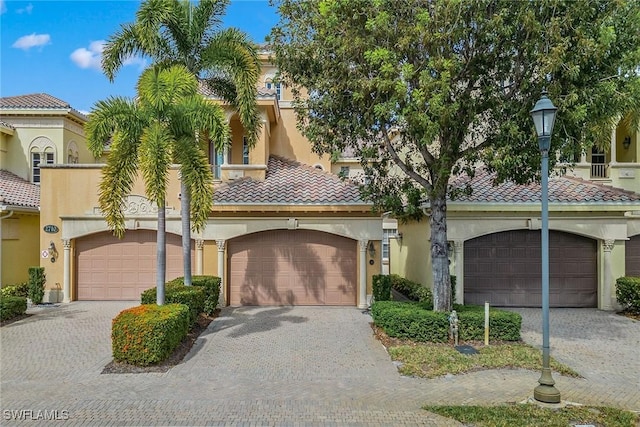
[197,81,276,99]
[450,169,640,204]
[0,93,87,120]
[213,156,365,205]
[0,170,40,209]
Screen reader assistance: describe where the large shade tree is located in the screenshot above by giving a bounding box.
[102,0,261,286]
[86,64,229,304]
[270,0,640,311]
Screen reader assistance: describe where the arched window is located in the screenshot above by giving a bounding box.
[29,137,56,183]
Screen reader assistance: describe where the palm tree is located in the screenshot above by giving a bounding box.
[102,0,261,286]
[86,64,229,304]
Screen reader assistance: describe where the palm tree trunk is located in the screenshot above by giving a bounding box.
[181,181,192,286]
[156,201,166,305]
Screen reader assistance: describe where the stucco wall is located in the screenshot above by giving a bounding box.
[391,220,432,287]
[1,213,39,286]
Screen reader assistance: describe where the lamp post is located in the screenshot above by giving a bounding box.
[530,91,561,403]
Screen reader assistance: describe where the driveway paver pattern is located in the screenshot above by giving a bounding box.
[1,302,638,426]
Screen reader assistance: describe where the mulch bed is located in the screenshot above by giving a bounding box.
[101,310,219,374]
[0,313,33,327]
[618,311,640,321]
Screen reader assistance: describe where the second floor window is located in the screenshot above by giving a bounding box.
[32,151,54,184]
[266,80,282,101]
[242,136,249,165]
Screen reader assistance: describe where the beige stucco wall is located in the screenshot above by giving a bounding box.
[1,213,39,286]
[391,220,432,287]
[270,108,330,170]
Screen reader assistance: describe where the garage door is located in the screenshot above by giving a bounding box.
[464,230,597,307]
[627,235,640,277]
[76,231,191,300]
[228,229,357,306]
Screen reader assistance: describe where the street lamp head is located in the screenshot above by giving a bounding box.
[530,91,558,147]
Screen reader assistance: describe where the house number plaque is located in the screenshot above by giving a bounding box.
[43,224,59,234]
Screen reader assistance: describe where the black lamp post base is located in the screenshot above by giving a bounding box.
[534,368,561,403]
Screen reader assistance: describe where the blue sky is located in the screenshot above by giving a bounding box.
[0,0,279,113]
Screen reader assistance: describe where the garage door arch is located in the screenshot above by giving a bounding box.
[228,229,357,306]
[76,230,192,300]
[464,230,597,307]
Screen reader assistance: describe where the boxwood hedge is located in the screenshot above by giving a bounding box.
[0,295,27,321]
[167,276,220,315]
[141,283,205,326]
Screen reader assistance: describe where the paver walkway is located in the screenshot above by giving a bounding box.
[1,302,638,426]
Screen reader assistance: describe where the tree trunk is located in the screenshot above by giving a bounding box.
[156,201,166,305]
[430,192,452,311]
[181,181,192,286]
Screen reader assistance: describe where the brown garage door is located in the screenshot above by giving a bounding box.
[228,229,357,306]
[76,230,191,300]
[464,230,597,307]
[627,235,640,277]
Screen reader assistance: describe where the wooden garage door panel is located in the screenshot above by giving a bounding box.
[229,229,356,306]
[464,230,597,308]
[77,231,191,300]
[626,235,640,277]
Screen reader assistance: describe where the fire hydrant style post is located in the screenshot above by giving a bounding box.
[448,310,459,346]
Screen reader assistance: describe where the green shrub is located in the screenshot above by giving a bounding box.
[451,275,457,302]
[371,301,450,342]
[371,301,522,342]
[616,276,640,313]
[455,305,521,341]
[168,276,220,315]
[28,267,46,305]
[389,274,433,308]
[1,282,29,298]
[141,283,205,325]
[0,295,28,321]
[372,275,392,302]
[112,304,190,366]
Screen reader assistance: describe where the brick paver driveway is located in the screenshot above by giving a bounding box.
[1,302,638,426]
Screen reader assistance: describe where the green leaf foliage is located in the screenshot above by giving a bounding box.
[0,296,27,321]
[167,275,221,315]
[27,267,46,305]
[141,281,206,325]
[372,274,392,302]
[111,304,190,366]
[615,276,640,313]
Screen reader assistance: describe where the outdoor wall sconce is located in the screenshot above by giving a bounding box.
[396,232,403,245]
[623,136,631,150]
[48,241,58,263]
[368,241,376,258]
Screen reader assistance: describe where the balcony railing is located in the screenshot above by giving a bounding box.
[590,163,608,178]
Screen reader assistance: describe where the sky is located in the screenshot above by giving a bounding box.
[0,0,280,113]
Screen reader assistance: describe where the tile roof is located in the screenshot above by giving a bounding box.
[449,169,640,204]
[0,93,87,119]
[0,170,40,209]
[198,81,276,100]
[213,156,366,205]
[0,120,15,130]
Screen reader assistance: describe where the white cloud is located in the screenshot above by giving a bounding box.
[12,33,51,50]
[16,3,33,14]
[71,40,147,71]
[70,40,105,70]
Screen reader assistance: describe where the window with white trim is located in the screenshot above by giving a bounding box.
[31,151,54,184]
[265,79,283,101]
[242,136,250,164]
[382,228,397,260]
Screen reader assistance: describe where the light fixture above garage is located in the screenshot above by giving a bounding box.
[368,241,376,258]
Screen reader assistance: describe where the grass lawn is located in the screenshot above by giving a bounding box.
[387,342,580,378]
[425,403,639,427]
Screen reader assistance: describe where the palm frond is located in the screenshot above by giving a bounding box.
[174,134,214,232]
[139,121,173,205]
[102,24,146,82]
[86,97,141,158]
[98,131,141,238]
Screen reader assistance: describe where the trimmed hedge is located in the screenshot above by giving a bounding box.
[168,276,220,315]
[371,301,521,342]
[372,275,392,302]
[616,276,640,313]
[389,274,433,309]
[28,267,46,305]
[112,304,190,366]
[0,282,29,299]
[141,284,205,326]
[0,295,28,321]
